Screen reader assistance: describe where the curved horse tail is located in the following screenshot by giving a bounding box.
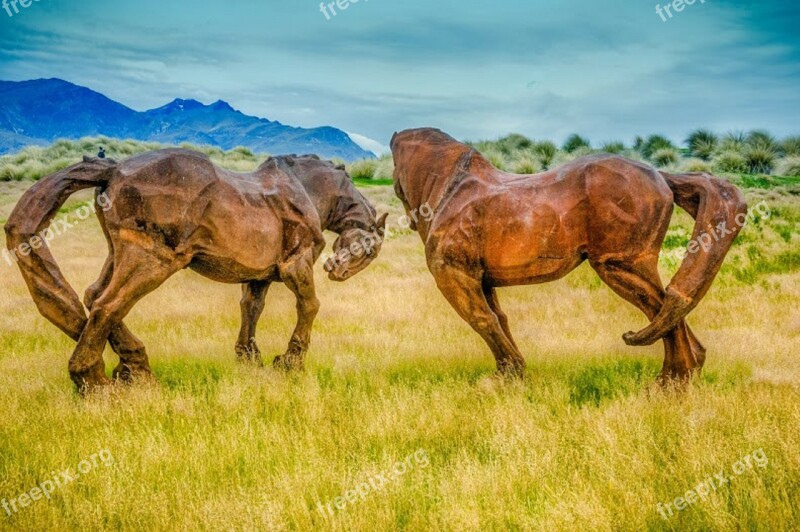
[3,156,117,341]
[623,171,748,346]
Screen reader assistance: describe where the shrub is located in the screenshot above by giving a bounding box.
[714,151,748,173]
[776,156,800,177]
[652,147,679,168]
[685,129,718,160]
[347,159,378,180]
[641,135,675,159]
[562,134,591,153]
[600,141,625,154]
[744,144,777,174]
[680,158,714,173]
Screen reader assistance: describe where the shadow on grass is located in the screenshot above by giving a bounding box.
[568,359,660,407]
[153,359,231,394]
[567,358,753,407]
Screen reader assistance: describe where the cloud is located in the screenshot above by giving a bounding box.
[347,132,389,157]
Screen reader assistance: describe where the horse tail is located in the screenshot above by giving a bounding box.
[623,171,748,346]
[3,156,117,341]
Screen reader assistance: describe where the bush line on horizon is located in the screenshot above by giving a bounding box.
[1,129,800,184]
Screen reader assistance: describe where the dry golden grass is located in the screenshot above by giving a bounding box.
[0,182,798,531]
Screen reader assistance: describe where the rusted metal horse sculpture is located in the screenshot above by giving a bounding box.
[5,150,386,392]
[391,128,747,383]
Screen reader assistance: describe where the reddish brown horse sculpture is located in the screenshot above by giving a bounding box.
[5,150,386,392]
[391,128,747,382]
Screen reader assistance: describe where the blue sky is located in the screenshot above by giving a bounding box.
[0,0,797,150]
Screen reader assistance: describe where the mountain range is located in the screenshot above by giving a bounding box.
[0,79,376,160]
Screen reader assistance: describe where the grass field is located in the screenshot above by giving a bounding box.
[0,163,798,530]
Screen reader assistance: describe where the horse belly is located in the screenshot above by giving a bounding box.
[189,203,285,280]
[482,200,587,285]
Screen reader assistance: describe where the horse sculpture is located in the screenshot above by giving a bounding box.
[4,150,386,392]
[391,128,747,383]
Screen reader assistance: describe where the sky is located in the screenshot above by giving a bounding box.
[0,0,798,152]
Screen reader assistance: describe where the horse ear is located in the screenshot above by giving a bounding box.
[376,212,389,233]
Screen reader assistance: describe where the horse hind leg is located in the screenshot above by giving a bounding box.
[69,242,186,393]
[484,284,520,352]
[590,257,704,384]
[433,265,525,378]
[235,280,271,365]
[82,254,154,383]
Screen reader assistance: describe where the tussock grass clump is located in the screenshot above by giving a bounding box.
[511,154,540,174]
[714,150,749,174]
[600,141,625,154]
[776,156,800,177]
[641,134,676,159]
[532,140,558,169]
[347,156,394,181]
[747,130,781,153]
[652,147,680,168]
[686,129,718,160]
[562,134,591,153]
[781,136,800,156]
[348,159,378,180]
[720,131,747,153]
[745,144,778,175]
[681,158,714,173]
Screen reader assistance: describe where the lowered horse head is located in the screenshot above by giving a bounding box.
[267,154,389,281]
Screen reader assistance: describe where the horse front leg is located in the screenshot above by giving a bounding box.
[273,252,319,372]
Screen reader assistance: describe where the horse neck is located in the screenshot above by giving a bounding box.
[405,145,477,215]
[327,180,375,234]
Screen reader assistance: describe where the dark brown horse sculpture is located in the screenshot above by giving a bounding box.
[4,150,386,392]
[391,128,747,382]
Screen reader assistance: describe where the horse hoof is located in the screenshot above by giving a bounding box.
[112,363,155,384]
[73,375,114,395]
[623,331,645,346]
[272,355,303,372]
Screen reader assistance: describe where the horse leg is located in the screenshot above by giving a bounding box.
[235,280,271,365]
[590,258,704,384]
[483,283,520,351]
[69,243,185,393]
[108,324,155,383]
[82,254,154,383]
[432,265,525,378]
[82,209,155,383]
[272,252,319,372]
